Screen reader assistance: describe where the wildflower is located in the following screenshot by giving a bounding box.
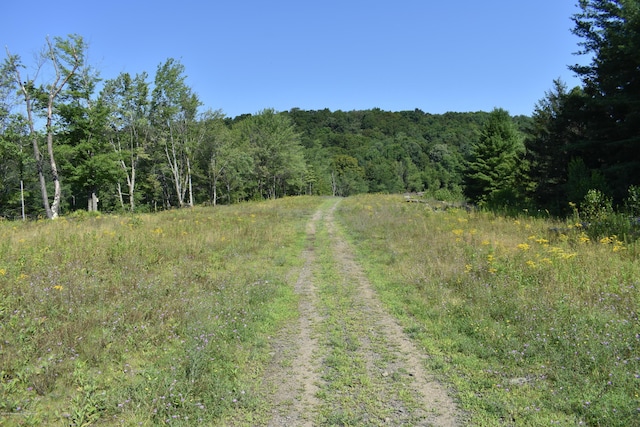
[612,241,626,252]
[578,233,590,243]
[481,240,490,246]
[488,268,498,274]
[487,254,495,263]
[600,236,613,245]
[517,243,530,251]
[465,264,472,273]
[53,285,64,291]
[0,268,5,276]
[526,260,536,268]
[452,229,464,236]
[535,238,549,244]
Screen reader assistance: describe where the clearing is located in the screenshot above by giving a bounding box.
[262,199,461,426]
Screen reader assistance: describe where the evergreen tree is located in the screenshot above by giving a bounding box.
[571,0,640,199]
[464,108,525,206]
[525,80,588,212]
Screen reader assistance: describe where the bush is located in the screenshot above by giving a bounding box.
[577,189,639,241]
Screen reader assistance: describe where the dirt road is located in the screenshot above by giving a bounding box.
[265,199,460,426]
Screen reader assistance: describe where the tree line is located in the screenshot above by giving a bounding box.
[0,0,638,220]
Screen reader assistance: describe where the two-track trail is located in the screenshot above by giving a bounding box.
[264,199,460,426]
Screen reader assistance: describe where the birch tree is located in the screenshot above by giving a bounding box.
[150,58,200,208]
[3,35,87,218]
[102,72,151,211]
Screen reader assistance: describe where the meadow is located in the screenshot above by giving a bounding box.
[337,195,639,426]
[0,197,324,425]
[1,194,638,426]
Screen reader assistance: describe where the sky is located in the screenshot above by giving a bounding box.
[1,1,586,118]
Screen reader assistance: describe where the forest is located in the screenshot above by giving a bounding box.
[1,0,639,223]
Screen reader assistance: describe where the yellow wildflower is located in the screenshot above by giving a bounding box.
[452,229,464,236]
[612,241,626,252]
[525,260,536,268]
[53,285,64,291]
[0,268,5,276]
[600,236,613,245]
[517,243,530,251]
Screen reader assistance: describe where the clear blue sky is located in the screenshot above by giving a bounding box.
[2,1,584,118]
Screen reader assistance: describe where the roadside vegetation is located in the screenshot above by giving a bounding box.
[0,196,323,425]
[337,194,639,426]
[1,194,637,426]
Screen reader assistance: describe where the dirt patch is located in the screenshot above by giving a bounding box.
[324,201,460,426]
[264,199,461,426]
[264,209,324,427]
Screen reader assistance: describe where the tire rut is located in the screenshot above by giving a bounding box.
[266,199,460,426]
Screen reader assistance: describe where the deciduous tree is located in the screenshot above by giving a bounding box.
[102,72,151,211]
[3,35,87,218]
[150,58,201,208]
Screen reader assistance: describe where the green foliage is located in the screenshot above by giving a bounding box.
[0,197,323,424]
[338,194,640,426]
[573,188,640,241]
[464,108,525,207]
[231,109,307,199]
[624,185,640,216]
[330,154,368,196]
[566,157,608,205]
[569,0,640,200]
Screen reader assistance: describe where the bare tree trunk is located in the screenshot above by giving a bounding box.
[187,156,193,207]
[331,171,337,197]
[116,182,125,210]
[129,164,136,212]
[20,179,26,220]
[32,121,53,218]
[88,191,98,211]
[46,119,61,219]
[165,132,184,208]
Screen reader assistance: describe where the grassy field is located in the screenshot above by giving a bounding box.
[0,197,324,425]
[336,194,639,426]
[1,194,638,426]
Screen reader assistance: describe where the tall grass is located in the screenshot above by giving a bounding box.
[336,194,639,426]
[0,197,322,425]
